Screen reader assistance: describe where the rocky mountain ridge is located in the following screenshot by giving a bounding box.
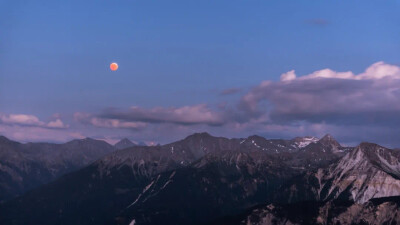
[0,136,115,202]
[0,133,399,225]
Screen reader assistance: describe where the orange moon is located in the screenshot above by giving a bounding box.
[110,62,118,71]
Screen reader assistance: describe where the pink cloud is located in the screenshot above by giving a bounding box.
[90,118,147,129]
[0,113,68,129]
[5,61,400,147]
[0,124,77,143]
[281,61,400,81]
[74,112,147,129]
[82,104,227,127]
[240,61,400,126]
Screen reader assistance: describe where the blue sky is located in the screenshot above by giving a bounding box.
[1,1,400,146]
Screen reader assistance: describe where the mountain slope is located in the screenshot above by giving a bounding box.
[0,133,247,225]
[2,133,398,225]
[0,136,115,201]
[276,142,400,205]
[317,142,400,203]
[281,134,351,170]
[236,197,400,225]
[118,151,298,225]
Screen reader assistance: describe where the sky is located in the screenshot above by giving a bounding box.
[1,0,400,147]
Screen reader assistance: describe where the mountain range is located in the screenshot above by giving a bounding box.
[0,133,399,225]
[0,136,145,202]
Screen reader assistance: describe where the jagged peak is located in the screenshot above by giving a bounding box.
[115,138,134,145]
[114,138,136,149]
[320,134,334,141]
[346,142,395,165]
[318,134,341,147]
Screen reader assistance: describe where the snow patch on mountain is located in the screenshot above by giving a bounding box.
[294,137,319,148]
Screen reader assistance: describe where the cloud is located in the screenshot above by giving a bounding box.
[0,124,80,143]
[74,112,147,129]
[281,62,400,81]
[97,104,227,126]
[1,114,43,126]
[74,112,145,129]
[280,70,296,81]
[6,61,397,147]
[0,113,68,129]
[240,62,400,127]
[47,119,67,128]
[90,118,147,129]
[73,61,400,143]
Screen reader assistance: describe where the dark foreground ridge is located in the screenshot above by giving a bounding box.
[1,133,399,225]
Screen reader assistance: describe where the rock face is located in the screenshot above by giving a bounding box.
[0,136,115,202]
[236,142,400,225]
[316,142,400,203]
[0,133,399,225]
[239,197,400,225]
[120,151,297,225]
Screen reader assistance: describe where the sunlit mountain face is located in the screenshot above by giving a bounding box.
[2,1,400,225]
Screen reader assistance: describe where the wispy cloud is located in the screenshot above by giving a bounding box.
[97,104,227,126]
[0,113,68,129]
[74,112,147,129]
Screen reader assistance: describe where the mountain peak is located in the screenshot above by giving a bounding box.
[114,138,136,150]
[339,142,398,175]
[355,142,390,159]
[184,132,213,140]
[319,134,341,147]
[320,133,334,140]
[0,135,20,145]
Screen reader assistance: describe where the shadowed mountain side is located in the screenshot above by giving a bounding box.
[0,136,115,202]
[2,133,398,225]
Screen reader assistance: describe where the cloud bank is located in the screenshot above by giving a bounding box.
[0,113,68,129]
[240,61,400,127]
[79,104,227,127]
[2,62,400,147]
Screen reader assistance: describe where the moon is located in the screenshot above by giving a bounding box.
[110,62,118,71]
